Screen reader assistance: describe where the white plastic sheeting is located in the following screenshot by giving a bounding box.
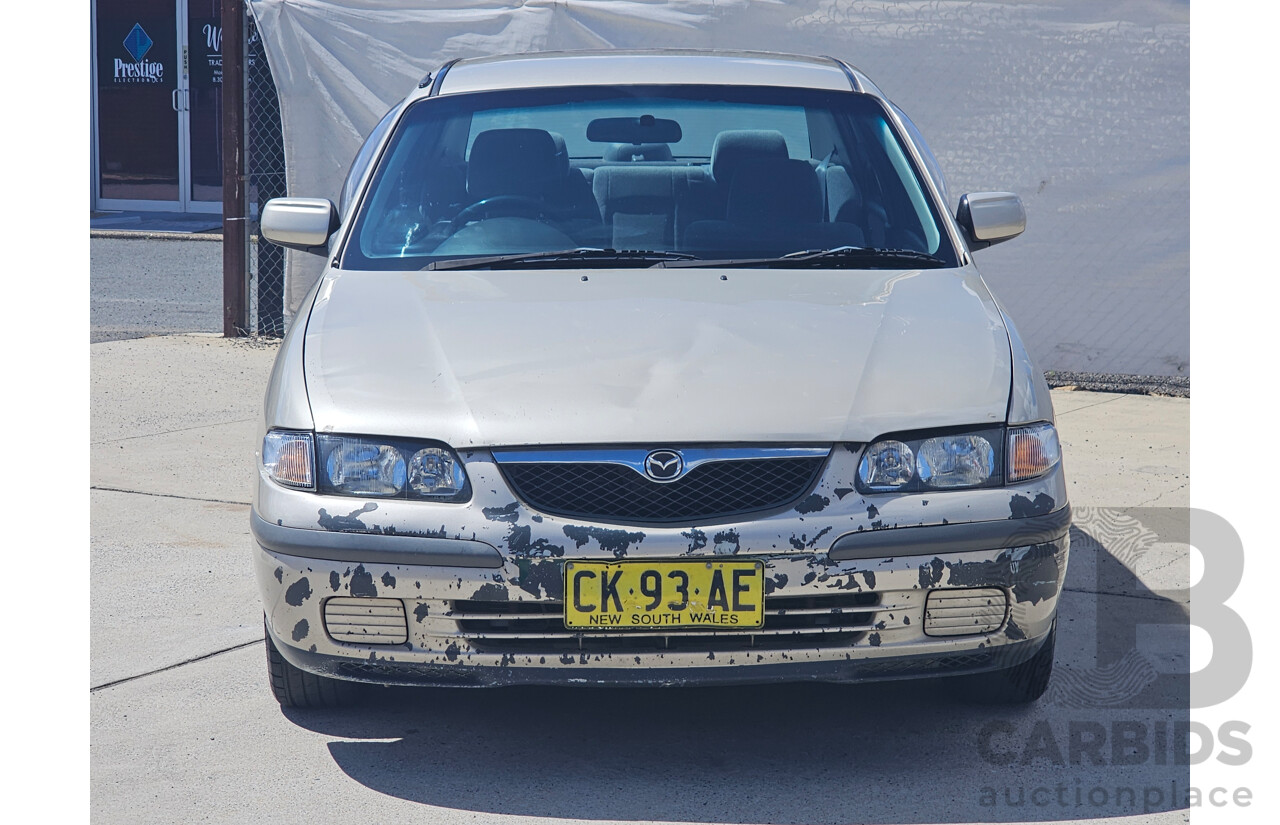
[249,0,1188,376]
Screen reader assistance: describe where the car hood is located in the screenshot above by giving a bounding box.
[301,266,1012,446]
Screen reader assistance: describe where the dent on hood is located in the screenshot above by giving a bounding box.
[302,268,1011,446]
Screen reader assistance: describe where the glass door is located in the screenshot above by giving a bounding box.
[185,0,223,209]
[93,0,224,213]
[93,0,183,208]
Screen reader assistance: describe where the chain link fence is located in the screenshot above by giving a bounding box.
[245,8,286,337]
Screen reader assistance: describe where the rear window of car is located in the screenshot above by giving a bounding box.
[468,101,811,161]
[341,84,958,270]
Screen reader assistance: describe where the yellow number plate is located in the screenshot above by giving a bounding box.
[564,560,765,630]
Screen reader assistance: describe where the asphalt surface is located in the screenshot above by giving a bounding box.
[90,236,222,343]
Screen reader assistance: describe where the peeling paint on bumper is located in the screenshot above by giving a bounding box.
[256,510,1067,687]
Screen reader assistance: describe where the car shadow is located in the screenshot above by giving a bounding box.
[283,512,1190,824]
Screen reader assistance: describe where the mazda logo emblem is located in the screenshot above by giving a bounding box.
[643,449,685,482]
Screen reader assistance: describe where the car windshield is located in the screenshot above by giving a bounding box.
[341,85,958,270]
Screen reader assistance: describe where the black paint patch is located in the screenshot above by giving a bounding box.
[563,525,645,559]
[482,502,520,523]
[382,524,449,539]
[349,565,378,598]
[802,571,817,586]
[862,570,877,590]
[1005,622,1027,641]
[413,603,430,623]
[506,524,565,558]
[512,558,564,600]
[866,504,879,519]
[869,632,881,647]
[291,619,309,642]
[788,526,834,551]
[795,493,831,514]
[682,528,708,554]
[285,577,313,606]
[765,573,789,595]
[559,653,575,664]
[445,643,460,662]
[833,487,855,500]
[712,529,741,555]
[918,558,945,589]
[273,566,283,583]
[329,571,340,592]
[317,502,378,531]
[945,542,1063,605]
[381,571,397,588]
[1009,492,1056,519]
[471,582,510,601]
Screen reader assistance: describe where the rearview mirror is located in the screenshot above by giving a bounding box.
[586,115,682,145]
[955,192,1025,250]
[260,198,339,252]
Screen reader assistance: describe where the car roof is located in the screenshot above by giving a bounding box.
[421,49,884,99]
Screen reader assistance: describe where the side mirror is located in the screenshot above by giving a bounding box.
[260,198,339,252]
[955,192,1025,250]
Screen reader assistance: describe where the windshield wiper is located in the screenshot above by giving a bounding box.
[425,248,699,271]
[662,246,948,269]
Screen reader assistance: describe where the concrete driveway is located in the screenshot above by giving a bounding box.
[90,334,1191,824]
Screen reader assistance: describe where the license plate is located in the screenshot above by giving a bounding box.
[564,559,765,630]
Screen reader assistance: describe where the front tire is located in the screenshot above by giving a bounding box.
[264,618,361,708]
[966,622,1056,704]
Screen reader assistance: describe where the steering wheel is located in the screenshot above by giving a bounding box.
[450,195,548,230]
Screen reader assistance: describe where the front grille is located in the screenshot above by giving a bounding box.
[449,591,889,654]
[498,456,826,524]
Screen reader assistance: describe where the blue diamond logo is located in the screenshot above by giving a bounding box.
[123,23,153,63]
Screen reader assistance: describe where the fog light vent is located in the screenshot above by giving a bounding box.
[323,597,408,645]
[924,588,1007,637]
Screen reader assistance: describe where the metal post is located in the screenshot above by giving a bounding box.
[222,0,247,336]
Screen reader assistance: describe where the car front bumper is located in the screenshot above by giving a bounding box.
[252,447,1070,687]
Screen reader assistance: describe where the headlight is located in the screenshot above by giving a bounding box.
[857,427,1003,493]
[316,435,470,500]
[262,431,470,501]
[263,430,315,489]
[1007,422,1061,482]
[323,436,406,496]
[917,434,997,489]
[408,447,469,497]
[857,439,915,491]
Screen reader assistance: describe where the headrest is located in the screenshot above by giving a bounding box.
[710,130,789,184]
[726,158,822,226]
[467,128,559,199]
[604,143,675,162]
[548,132,571,177]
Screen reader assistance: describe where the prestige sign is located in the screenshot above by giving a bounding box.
[113,58,164,83]
[114,23,164,84]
